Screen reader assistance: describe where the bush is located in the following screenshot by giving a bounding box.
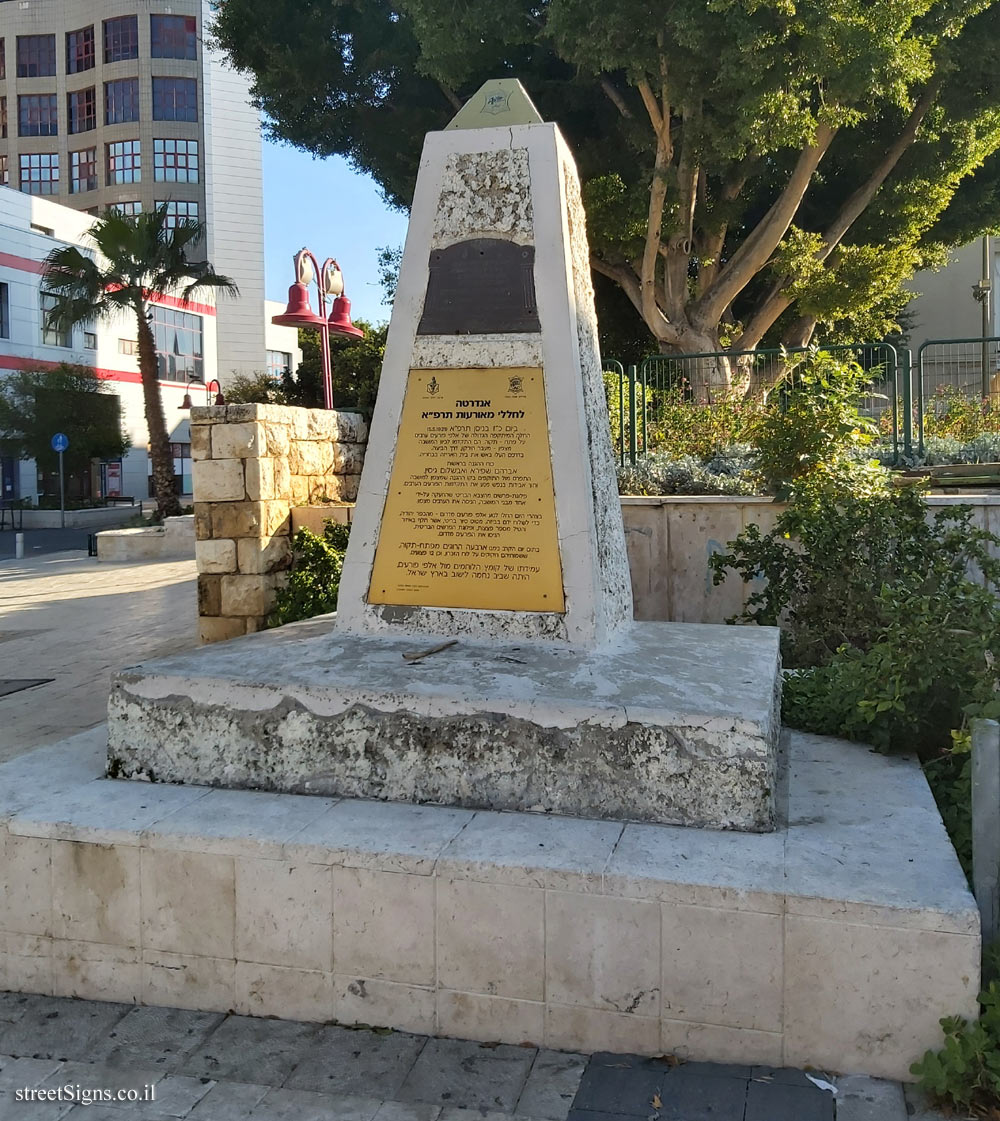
[710,482,1000,754]
[749,349,879,497]
[617,450,759,496]
[269,521,350,626]
[911,978,1000,1113]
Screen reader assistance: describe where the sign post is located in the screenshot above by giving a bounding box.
[51,433,69,529]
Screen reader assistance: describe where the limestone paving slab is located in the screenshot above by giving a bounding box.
[284,1026,427,1098]
[178,1016,321,1085]
[0,999,131,1062]
[106,620,781,830]
[89,1006,225,1072]
[397,1038,536,1112]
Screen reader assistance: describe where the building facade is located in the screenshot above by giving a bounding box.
[0,0,268,379]
[0,186,298,503]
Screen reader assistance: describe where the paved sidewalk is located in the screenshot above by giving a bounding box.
[0,994,939,1120]
[0,554,197,761]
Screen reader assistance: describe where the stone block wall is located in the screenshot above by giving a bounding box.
[191,403,367,643]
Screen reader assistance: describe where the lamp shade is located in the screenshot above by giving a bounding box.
[271,282,327,329]
[328,295,364,338]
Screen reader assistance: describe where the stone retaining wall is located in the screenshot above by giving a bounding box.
[191,404,367,643]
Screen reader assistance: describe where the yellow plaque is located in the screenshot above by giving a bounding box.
[368,368,565,612]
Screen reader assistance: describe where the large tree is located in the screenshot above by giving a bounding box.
[0,364,130,498]
[213,0,1000,393]
[42,207,237,517]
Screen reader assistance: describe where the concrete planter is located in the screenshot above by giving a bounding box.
[621,493,1000,625]
[19,506,141,530]
[96,516,195,562]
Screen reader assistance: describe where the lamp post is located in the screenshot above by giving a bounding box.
[180,376,225,408]
[271,248,363,409]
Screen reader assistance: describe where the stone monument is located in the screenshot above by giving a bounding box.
[107,80,782,830]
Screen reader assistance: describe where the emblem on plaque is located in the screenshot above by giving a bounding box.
[482,91,511,116]
[508,376,525,395]
[427,376,440,396]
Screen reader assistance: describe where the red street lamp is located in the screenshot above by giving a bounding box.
[271,248,364,409]
[180,376,226,408]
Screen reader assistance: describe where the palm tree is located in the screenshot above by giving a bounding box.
[42,205,238,518]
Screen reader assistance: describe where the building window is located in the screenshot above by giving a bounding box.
[157,199,199,229]
[103,16,138,64]
[66,27,95,73]
[153,139,198,183]
[112,201,142,217]
[0,284,9,340]
[41,293,72,348]
[152,77,197,122]
[16,35,56,78]
[20,153,59,195]
[68,87,96,134]
[0,155,7,187]
[118,337,138,355]
[150,14,196,60]
[267,351,292,379]
[83,331,97,349]
[1,97,6,140]
[18,94,58,138]
[0,39,5,81]
[70,148,98,193]
[152,306,203,382]
[104,78,139,125]
[107,140,140,185]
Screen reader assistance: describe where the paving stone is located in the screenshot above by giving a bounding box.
[745,1078,834,1121]
[0,1057,63,1092]
[0,999,132,1062]
[438,1112,525,1121]
[669,1062,751,1081]
[185,1082,270,1119]
[572,1063,663,1117]
[565,1112,622,1121]
[515,1050,586,1120]
[38,1060,165,1098]
[902,1086,950,1120]
[127,1074,214,1117]
[1,1098,102,1121]
[179,1015,321,1085]
[658,1073,749,1120]
[284,1025,426,1097]
[250,1087,382,1120]
[0,996,36,1025]
[750,1065,821,1087]
[373,1104,442,1121]
[92,1007,225,1072]
[397,1039,536,1112]
[835,1074,907,1121]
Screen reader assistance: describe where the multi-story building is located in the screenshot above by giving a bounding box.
[0,0,268,380]
[0,187,298,503]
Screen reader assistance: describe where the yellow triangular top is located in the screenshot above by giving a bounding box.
[445,79,544,130]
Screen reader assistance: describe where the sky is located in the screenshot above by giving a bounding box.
[261,139,410,329]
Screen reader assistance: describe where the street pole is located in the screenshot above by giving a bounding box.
[983,234,992,401]
[58,449,65,529]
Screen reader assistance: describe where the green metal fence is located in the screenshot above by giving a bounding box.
[916,336,1000,456]
[603,343,900,466]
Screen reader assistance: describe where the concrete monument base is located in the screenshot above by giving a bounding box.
[0,726,978,1080]
[105,618,781,831]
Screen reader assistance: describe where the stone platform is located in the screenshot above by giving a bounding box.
[106,619,781,831]
[0,726,978,1081]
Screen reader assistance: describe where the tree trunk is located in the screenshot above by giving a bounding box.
[660,325,733,402]
[135,302,181,519]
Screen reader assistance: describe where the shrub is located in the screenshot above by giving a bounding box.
[710,483,1000,754]
[269,521,350,626]
[617,451,759,496]
[749,349,880,497]
[911,978,1000,1113]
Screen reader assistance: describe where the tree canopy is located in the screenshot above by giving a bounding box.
[213,0,1000,389]
[0,364,130,484]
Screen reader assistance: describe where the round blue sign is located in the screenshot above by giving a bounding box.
[51,433,69,453]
